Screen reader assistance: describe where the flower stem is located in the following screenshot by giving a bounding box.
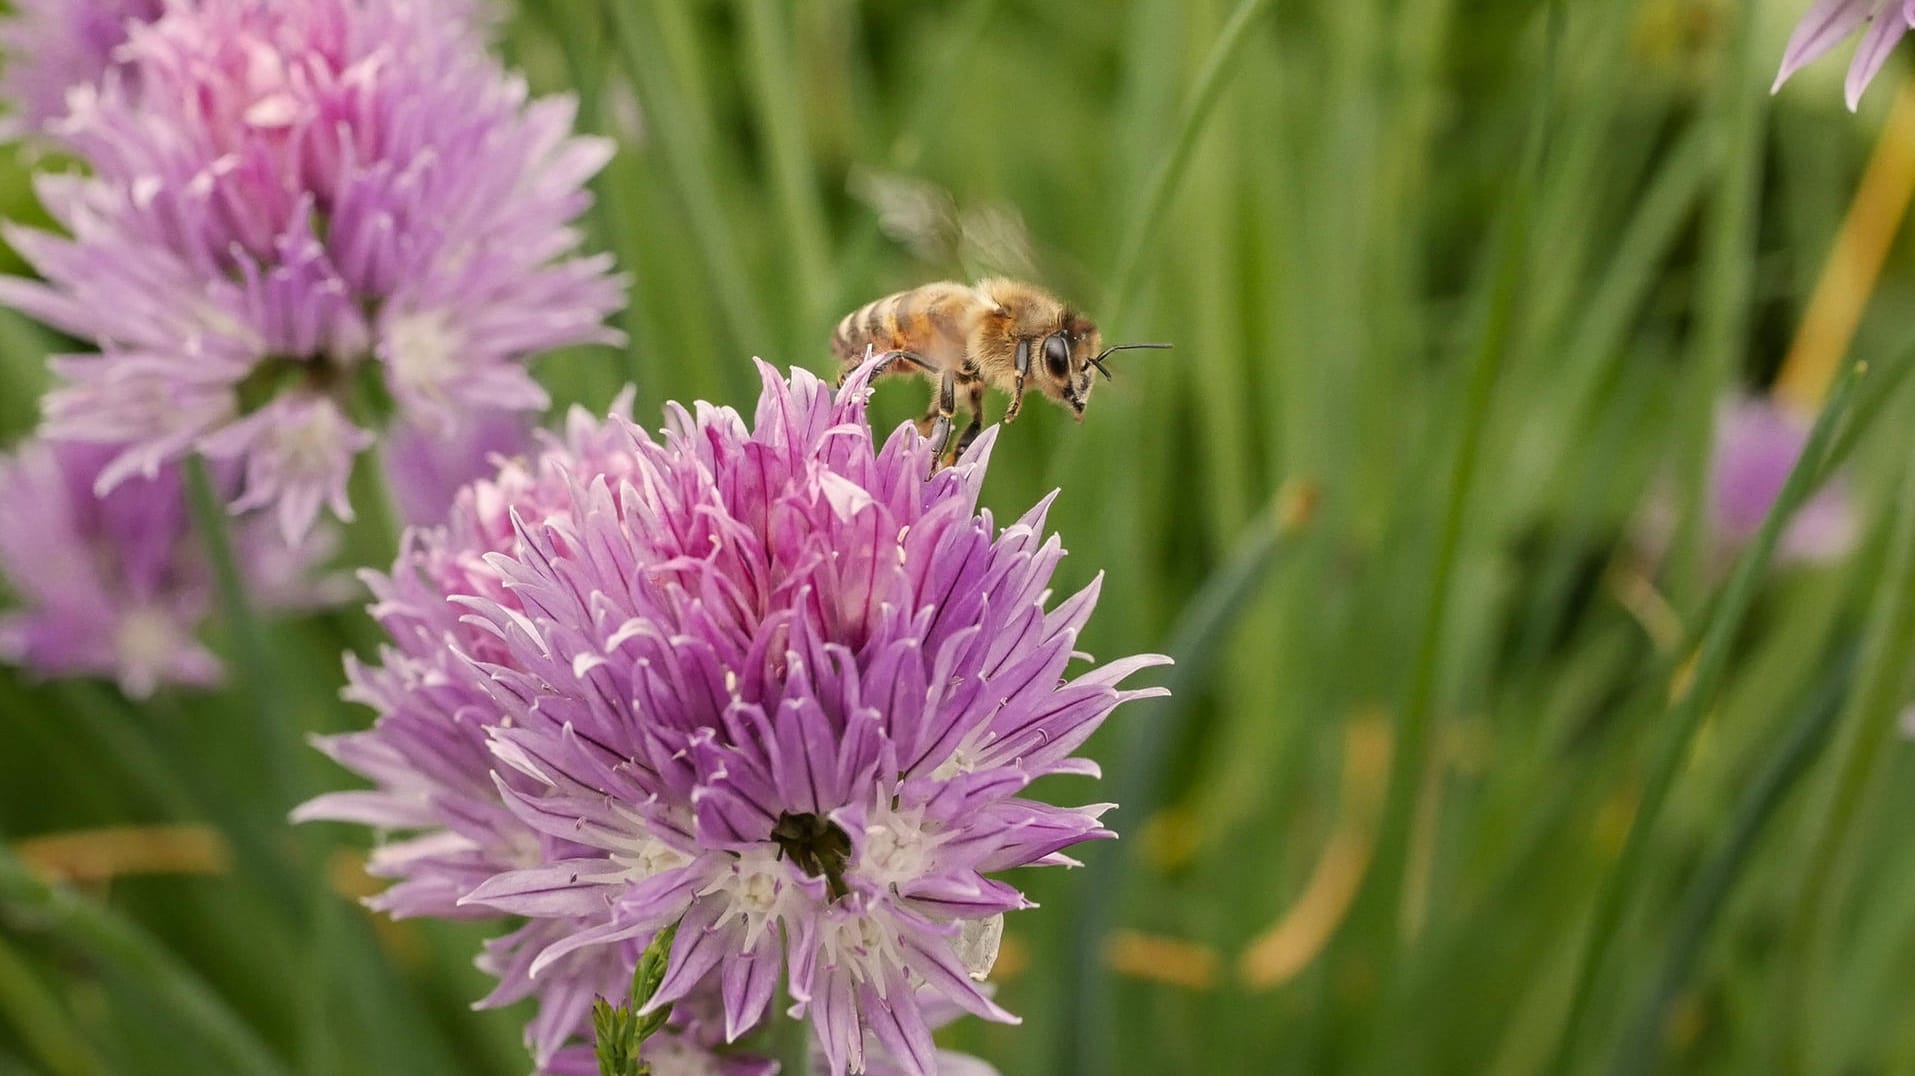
[528,1,650,397]
[1820,339,1915,475]
[183,457,300,805]
[594,921,680,1076]
[60,680,311,913]
[775,998,815,1076]
[1774,81,1915,411]
[352,441,404,566]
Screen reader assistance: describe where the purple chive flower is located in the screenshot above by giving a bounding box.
[1773,0,1915,110]
[0,0,163,140]
[0,438,327,697]
[0,0,623,543]
[453,363,1167,1073]
[1709,395,1858,565]
[301,362,1168,1074]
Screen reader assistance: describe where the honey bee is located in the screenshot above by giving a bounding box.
[830,278,1169,464]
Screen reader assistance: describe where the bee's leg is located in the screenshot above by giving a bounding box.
[954,379,986,459]
[872,349,934,377]
[924,369,957,476]
[1004,338,1032,424]
[847,347,932,388]
[911,368,956,437]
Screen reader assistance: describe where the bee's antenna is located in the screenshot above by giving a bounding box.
[1089,342,1172,380]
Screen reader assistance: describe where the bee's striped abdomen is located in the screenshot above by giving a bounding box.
[831,282,976,374]
[832,292,903,364]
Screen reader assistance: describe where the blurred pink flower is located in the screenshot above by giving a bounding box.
[0,0,622,543]
[0,0,162,139]
[382,409,533,528]
[1708,395,1857,565]
[0,438,330,697]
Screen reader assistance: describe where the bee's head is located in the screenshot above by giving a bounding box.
[1033,312,1170,420]
[1035,313,1102,420]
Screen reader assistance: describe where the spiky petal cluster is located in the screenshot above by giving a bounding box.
[0,0,163,140]
[302,363,1167,1074]
[0,0,622,543]
[0,439,326,697]
[1773,0,1915,109]
[811,991,1002,1076]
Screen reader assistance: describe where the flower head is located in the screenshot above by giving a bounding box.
[302,363,1168,1073]
[0,0,162,139]
[0,438,326,697]
[1773,0,1915,110]
[0,0,622,542]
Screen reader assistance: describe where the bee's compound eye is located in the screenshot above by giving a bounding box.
[1043,334,1070,378]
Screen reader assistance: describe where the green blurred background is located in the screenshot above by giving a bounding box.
[6,0,1915,1072]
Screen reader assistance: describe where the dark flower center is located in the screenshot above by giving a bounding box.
[233,352,392,423]
[771,811,852,901]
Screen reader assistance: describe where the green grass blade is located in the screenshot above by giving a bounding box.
[1773,452,1915,1069]
[740,0,835,338]
[1063,483,1314,1074]
[1607,642,1856,1075]
[605,0,772,367]
[1664,0,1766,609]
[1545,357,1870,1072]
[0,931,101,1076]
[1348,0,1566,967]
[1104,0,1275,319]
[0,845,292,1076]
